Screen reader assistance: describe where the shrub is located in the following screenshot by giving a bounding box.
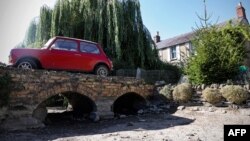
[185,24,250,84]
[173,83,192,102]
[159,85,173,100]
[220,85,249,104]
[202,88,222,104]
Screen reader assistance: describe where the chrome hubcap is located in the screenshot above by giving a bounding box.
[17,62,32,70]
[97,67,108,77]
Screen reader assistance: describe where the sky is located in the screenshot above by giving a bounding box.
[0,0,249,63]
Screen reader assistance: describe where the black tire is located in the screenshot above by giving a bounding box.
[95,65,109,77]
[17,58,37,70]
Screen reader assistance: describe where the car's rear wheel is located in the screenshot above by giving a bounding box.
[95,65,109,77]
[17,59,37,70]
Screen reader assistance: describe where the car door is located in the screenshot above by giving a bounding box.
[49,39,80,70]
[78,42,101,72]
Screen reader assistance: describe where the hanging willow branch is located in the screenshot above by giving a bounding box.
[24,0,162,69]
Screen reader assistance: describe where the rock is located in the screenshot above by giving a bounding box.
[186,133,195,136]
[0,107,8,121]
[177,106,185,110]
[120,115,127,118]
[160,105,171,109]
[138,119,146,122]
[196,85,201,90]
[137,109,144,114]
[32,105,47,122]
[201,84,206,90]
[223,101,233,107]
[219,84,224,89]
[203,102,213,107]
[155,81,166,87]
[121,135,130,139]
[247,100,250,107]
[1,116,45,131]
[221,110,227,114]
[229,104,239,109]
[191,107,199,111]
[127,122,134,126]
[89,112,100,122]
[178,75,189,83]
[208,107,216,112]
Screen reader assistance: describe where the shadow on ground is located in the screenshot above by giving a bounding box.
[0,112,194,141]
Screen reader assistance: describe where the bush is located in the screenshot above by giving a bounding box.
[159,85,173,100]
[185,24,250,84]
[202,88,222,104]
[173,83,193,102]
[220,85,249,104]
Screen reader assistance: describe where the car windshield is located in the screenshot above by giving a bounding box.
[41,38,55,49]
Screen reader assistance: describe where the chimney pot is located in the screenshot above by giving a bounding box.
[154,31,160,43]
[236,2,246,19]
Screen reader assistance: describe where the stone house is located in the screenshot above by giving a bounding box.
[155,2,249,67]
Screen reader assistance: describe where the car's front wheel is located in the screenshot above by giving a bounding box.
[17,59,37,70]
[95,65,109,77]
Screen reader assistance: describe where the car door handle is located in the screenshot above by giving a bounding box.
[74,54,81,56]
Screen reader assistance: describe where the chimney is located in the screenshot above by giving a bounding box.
[154,31,161,43]
[236,2,246,19]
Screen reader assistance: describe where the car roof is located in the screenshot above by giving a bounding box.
[55,36,98,45]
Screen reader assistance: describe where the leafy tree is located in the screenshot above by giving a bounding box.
[186,23,250,84]
[24,18,37,47]
[36,5,52,47]
[23,0,179,72]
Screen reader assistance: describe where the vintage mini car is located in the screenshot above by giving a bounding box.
[9,36,113,76]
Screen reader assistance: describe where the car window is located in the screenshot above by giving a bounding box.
[51,39,78,51]
[80,42,100,54]
[43,38,55,49]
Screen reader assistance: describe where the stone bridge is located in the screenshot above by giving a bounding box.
[0,67,154,130]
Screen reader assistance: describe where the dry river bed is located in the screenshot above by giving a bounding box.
[0,106,250,141]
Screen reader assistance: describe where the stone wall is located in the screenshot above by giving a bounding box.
[116,69,179,84]
[0,67,154,130]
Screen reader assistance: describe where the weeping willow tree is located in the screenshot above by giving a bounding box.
[24,18,37,47]
[36,5,52,47]
[24,0,177,70]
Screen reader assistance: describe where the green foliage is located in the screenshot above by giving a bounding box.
[24,0,165,70]
[0,73,11,107]
[159,85,173,100]
[36,5,52,46]
[186,23,250,84]
[202,88,222,105]
[173,83,193,103]
[220,85,249,104]
[24,18,37,47]
[45,95,68,107]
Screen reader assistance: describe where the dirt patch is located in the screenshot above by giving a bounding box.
[0,106,249,141]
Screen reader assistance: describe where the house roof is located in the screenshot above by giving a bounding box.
[156,32,195,50]
[156,17,248,50]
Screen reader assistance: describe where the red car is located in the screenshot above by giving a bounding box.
[9,36,113,76]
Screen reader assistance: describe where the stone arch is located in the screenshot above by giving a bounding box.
[35,82,97,107]
[112,92,147,116]
[32,82,99,123]
[117,89,146,99]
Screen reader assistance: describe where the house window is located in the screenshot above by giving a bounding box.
[170,46,176,59]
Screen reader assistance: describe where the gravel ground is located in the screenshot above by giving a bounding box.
[0,106,250,141]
